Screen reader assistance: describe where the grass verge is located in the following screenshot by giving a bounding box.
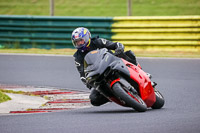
[0,0,199,16]
[129,49,200,58]
[0,48,200,58]
[0,48,76,55]
[0,89,40,97]
[0,90,11,103]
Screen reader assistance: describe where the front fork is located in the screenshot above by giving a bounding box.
[109,76,139,96]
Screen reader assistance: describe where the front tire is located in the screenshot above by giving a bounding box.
[112,82,147,112]
[151,88,165,109]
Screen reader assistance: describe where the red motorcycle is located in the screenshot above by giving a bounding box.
[84,48,164,112]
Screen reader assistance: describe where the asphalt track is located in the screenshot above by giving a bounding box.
[0,54,200,133]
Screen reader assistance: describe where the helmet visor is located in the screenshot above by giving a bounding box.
[72,38,85,48]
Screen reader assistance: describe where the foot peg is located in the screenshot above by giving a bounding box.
[146,73,152,79]
[151,82,157,88]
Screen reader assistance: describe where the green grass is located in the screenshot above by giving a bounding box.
[0,48,200,58]
[0,0,199,16]
[132,0,200,16]
[0,90,11,103]
[0,48,76,55]
[0,89,40,97]
[0,89,25,95]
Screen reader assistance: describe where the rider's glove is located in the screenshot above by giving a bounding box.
[115,42,124,55]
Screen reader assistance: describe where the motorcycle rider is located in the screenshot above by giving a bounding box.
[72,27,138,106]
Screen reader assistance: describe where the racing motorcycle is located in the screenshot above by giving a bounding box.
[84,48,164,112]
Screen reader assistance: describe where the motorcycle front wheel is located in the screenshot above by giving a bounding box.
[112,82,147,112]
[151,88,165,109]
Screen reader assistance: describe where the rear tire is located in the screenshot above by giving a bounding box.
[151,88,165,109]
[112,82,147,112]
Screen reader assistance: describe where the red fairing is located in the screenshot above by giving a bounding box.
[121,59,156,107]
[137,63,142,69]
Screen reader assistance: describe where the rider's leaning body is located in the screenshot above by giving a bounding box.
[72,27,137,106]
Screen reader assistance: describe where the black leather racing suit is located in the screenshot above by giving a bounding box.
[73,36,135,106]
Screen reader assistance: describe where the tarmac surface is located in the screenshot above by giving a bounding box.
[0,54,200,133]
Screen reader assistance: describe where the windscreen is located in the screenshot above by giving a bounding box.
[84,50,99,69]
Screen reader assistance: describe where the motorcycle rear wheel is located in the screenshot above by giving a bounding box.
[151,88,165,109]
[112,82,147,112]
